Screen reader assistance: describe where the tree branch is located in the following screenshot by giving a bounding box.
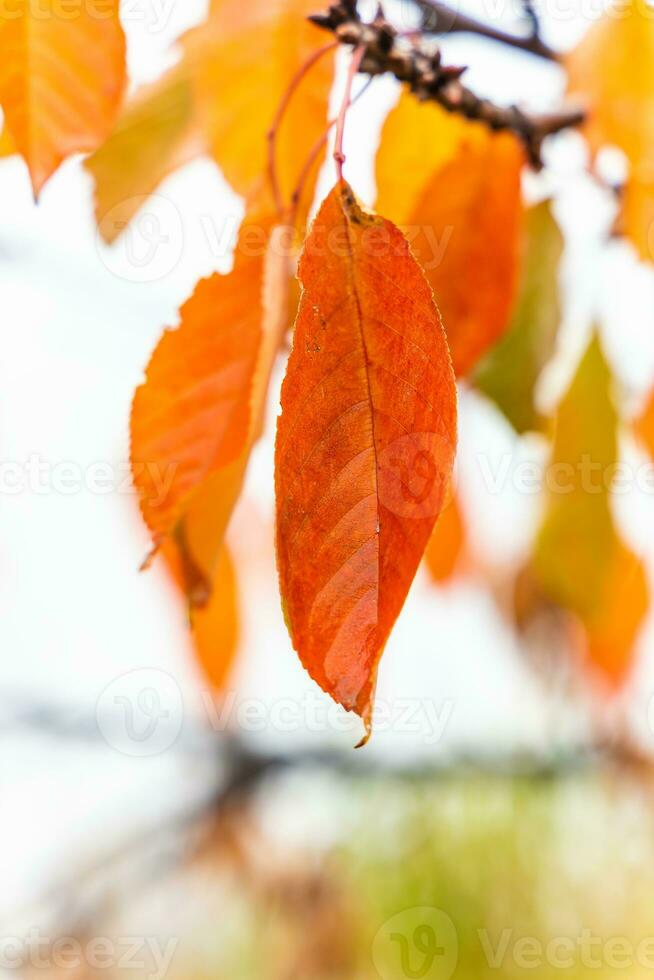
[1,693,649,778]
[412,0,556,61]
[310,1,583,166]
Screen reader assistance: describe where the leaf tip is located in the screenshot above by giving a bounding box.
[354,715,372,748]
[139,536,162,572]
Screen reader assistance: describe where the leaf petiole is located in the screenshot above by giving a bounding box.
[266,39,338,214]
[333,44,367,183]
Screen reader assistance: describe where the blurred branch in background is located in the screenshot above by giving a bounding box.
[411,0,556,60]
[0,693,648,776]
[4,697,654,980]
[2,692,654,956]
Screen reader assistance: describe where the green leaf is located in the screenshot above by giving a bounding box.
[525,334,648,685]
[475,200,563,433]
[531,334,617,620]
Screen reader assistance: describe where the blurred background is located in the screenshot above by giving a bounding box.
[3,0,654,977]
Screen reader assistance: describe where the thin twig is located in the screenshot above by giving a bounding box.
[334,44,367,181]
[413,0,556,60]
[520,0,543,42]
[310,2,582,166]
[290,76,374,213]
[267,40,339,213]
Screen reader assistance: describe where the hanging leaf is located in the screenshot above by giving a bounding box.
[131,212,293,602]
[86,63,205,244]
[275,181,457,738]
[0,124,15,157]
[163,539,239,693]
[0,0,126,195]
[618,177,654,262]
[132,229,268,543]
[376,93,524,376]
[532,335,616,618]
[583,542,648,685]
[475,200,563,433]
[375,92,471,221]
[424,490,466,585]
[634,385,654,458]
[529,334,647,684]
[187,0,335,218]
[566,0,654,262]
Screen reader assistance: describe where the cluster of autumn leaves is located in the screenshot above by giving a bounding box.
[2,0,654,736]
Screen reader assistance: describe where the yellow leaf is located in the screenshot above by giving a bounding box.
[529,334,648,684]
[186,0,334,218]
[376,93,524,376]
[376,93,471,222]
[567,0,654,261]
[475,200,563,433]
[0,0,126,195]
[532,335,617,619]
[86,62,205,244]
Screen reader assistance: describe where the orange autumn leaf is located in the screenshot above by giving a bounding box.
[163,538,239,693]
[619,177,654,262]
[132,211,272,541]
[187,0,334,217]
[86,62,205,244]
[275,181,457,736]
[132,269,261,544]
[425,491,466,585]
[583,542,648,687]
[191,547,238,691]
[0,0,126,196]
[566,0,654,163]
[131,214,292,599]
[376,93,524,375]
[0,124,15,157]
[634,385,654,458]
[566,0,654,262]
[405,135,523,376]
[177,224,294,601]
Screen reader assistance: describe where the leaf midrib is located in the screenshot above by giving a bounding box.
[340,195,381,625]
